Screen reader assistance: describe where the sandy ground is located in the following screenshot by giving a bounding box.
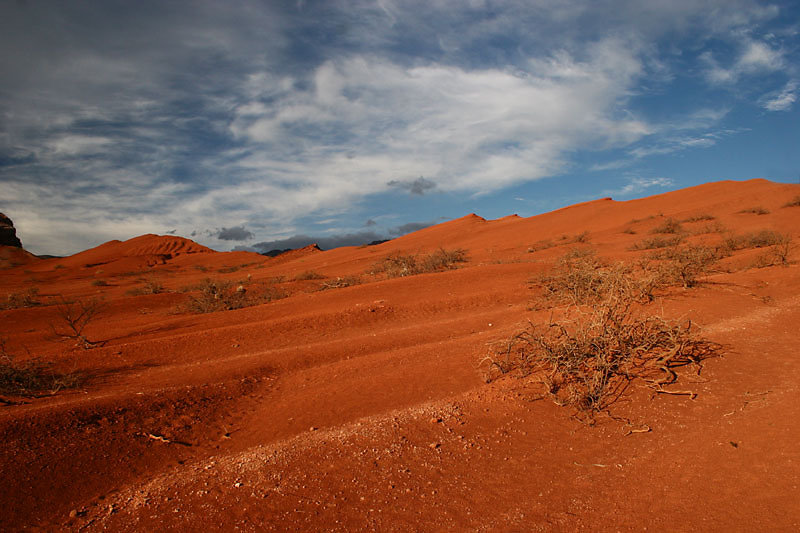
[1,179,799,531]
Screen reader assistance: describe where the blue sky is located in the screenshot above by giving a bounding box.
[0,0,798,255]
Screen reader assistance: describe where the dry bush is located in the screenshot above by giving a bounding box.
[527,239,556,253]
[320,276,361,290]
[649,217,683,234]
[0,339,84,400]
[690,220,726,235]
[723,230,787,251]
[783,196,800,208]
[1,288,41,310]
[621,227,637,235]
[91,279,109,287]
[648,245,720,288]
[294,270,325,281]
[218,265,240,274]
[738,206,770,215]
[127,278,165,296]
[181,278,284,314]
[570,231,590,243]
[751,234,793,268]
[51,296,106,349]
[370,248,468,278]
[193,265,209,272]
[533,250,662,307]
[484,304,719,419]
[682,213,716,222]
[629,235,683,250]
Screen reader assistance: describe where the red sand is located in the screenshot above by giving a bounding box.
[1,179,799,531]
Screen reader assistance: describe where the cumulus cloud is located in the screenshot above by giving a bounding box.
[216,226,254,241]
[701,39,784,84]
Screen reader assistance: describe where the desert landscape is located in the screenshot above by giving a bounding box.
[0,178,798,531]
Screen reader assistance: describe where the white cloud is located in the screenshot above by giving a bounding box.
[229,39,650,217]
[605,176,675,197]
[761,80,798,111]
[702,38,784,84]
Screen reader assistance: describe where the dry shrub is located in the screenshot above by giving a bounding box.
[294,270,325,281]
[751,234,793,268]
[649,217,683,234]
[370,248,468,278]
[1,288,41,310]
[630,235,683,250]
[570,231,590,243]
[127,278,165,296]
[51,296,106,349]
[723,230,787,251]
[218,265,240,274]
[320,276,361,290]
[783,195,800,208]
[182,278,284,313]
[91,279,109,287]
[682,213,716,222]
[0,339,84,399]
[527,239,556,253]
[648,245,720,288]
[738,206,770,215]
[484,304,719,419]
[690,220,726,235]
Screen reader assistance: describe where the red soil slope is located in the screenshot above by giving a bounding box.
[1,179,800,531]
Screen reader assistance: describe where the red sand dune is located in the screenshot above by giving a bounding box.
[1,178,800,531]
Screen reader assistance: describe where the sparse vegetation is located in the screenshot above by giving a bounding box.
[488,248,721,419]
[294,270,325,281]
[51,296,106,349]
[369,248,468,278]
[648,245,720,288]
[649,217,683,234]
[180,278,284,314]
[751,234,793,268]
[570,231,590,244]
[630,235,683,250]
[1,288,41,310]
[0,340,84,399]
[484,304,719,419]
[91,279,109,287]
[738,206,770,215]
[682,213,716,223]
[218,265,240,274]
[126,278,165,296]
[783,195,800,208]
[320,276,361,290]
[723,230,787,251]
[527,239,556,253]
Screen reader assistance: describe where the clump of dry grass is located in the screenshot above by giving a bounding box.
[126,278,165,296]
[180,278,284,313]
[649,217,683,234]
[1,288,41,310]
[751,234,793,268]
[294,270,325,281]
[647,245,720,288]
[629,235,684,250]
[738,206,770,215]
[320,276,361,290]
[369,248,468,278]
[0,339,84,399]
[682,213,716,223]
[527,239,556,253]
[722,230,787,251]
[783,196,800,208]
[484,304,719,419]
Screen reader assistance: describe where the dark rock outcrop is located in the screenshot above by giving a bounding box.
[0,212,23,248]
